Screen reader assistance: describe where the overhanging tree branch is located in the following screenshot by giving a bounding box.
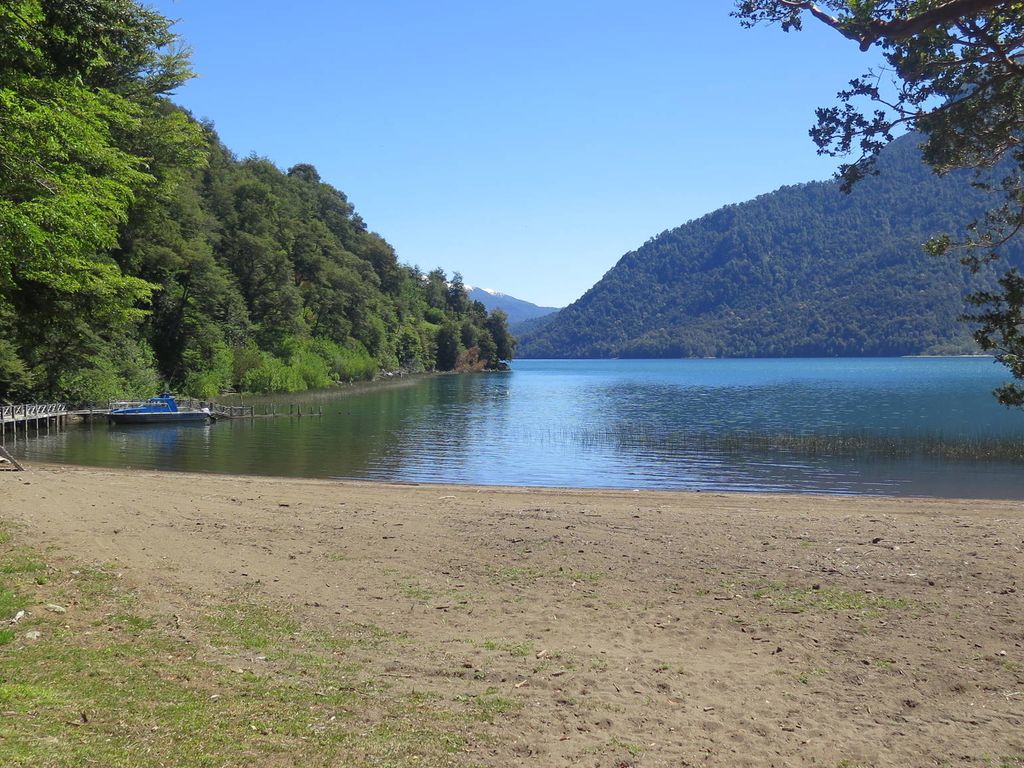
[775,0,1013,49]
[735,1,1024,405]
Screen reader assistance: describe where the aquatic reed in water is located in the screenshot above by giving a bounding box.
[529,423,1024,463]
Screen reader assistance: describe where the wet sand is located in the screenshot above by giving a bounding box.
[3,464,1023,766]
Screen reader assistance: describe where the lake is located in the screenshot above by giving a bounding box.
[9,358,1024,497]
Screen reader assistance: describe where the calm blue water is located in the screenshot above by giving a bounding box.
[10,358,1024,497]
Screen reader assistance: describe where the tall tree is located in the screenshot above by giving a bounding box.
[0,1,516,400]
[486,309,515,362]
[733,1,1024,403]
[0,0,203,397]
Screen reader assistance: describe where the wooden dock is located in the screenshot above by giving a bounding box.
[1,403,68,444]
[177,399,255,419]
[0,396,325,448]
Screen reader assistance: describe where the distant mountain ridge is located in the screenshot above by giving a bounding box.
[466,286,560,326]
[517,133,1024,359]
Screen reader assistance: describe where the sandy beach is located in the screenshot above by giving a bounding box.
[3,464,1023,766]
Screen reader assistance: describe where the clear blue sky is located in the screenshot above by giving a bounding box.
[152,1,883,308]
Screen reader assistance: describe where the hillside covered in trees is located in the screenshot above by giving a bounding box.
[0,1,512,402]
[518,133,1023,359]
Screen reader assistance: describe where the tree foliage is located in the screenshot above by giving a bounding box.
[0,1,513,401]
[0,0,202,397]
[733,0,1024,403]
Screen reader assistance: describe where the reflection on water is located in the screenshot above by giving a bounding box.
[11,358,1024,498]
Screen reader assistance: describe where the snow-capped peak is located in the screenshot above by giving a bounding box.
[465,284,503,297]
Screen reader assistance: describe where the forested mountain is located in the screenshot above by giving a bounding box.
[518,133,1023,359]
[509,312,558,339]
[0,1,512,401]
[466,287,559,325]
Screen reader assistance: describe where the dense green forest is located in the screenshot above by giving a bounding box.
[518,133,1024,359]
[0,1,512,403]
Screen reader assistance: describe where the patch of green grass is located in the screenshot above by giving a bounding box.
[0,584,23,620]
[0,551,46,575]
[456,691,522,723]
[406,689,442,705]
[0,524,517,768]
[401,581,441,601]
[608,736,645,757]
[398,580,470,608]
[0,628,15,646]
[797,667,828,685]
[565,569,604,583]
[486,565,545,587]
[358,720,469,760]
[752,582,911,616]
[307,621,402,654]
[71,566,125,605]
[479,638,534,657]
[348,621,401,647]
[111,613,156,634]
[205,600,300,650]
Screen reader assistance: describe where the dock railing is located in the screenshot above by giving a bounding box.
[177,399,254,418]
[0,403,67,421]
[1,402,69,446]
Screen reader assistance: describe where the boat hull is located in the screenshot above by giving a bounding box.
[108,411,211,425]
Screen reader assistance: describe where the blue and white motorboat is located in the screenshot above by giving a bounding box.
[108,393,212,425]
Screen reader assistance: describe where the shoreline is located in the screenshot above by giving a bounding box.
[4,464,1023,766]
[17,460,1024,509]
[15,458,1024,503]
[213,368,437,406]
